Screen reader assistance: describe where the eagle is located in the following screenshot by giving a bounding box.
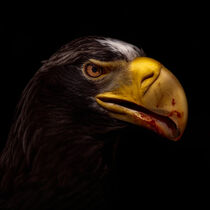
[0,36,188,209]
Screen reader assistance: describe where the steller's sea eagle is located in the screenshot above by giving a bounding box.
[0,36,188,209]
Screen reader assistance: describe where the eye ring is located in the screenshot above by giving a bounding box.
[84,63,103,78]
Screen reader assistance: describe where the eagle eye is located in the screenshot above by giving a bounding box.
[84,63,103,78]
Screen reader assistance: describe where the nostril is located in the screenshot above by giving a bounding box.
[141,72,154,83]
[141,72,156,96]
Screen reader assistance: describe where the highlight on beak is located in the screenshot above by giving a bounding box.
[96,57,188,141]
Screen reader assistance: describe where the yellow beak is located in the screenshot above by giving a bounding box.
[96,57,188,141]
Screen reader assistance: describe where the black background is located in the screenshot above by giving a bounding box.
[1,3,209,208]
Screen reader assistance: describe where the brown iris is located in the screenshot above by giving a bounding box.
[84,63,103,78]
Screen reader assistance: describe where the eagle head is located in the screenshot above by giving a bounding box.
[38,36,187,140]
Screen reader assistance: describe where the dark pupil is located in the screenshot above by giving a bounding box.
[92,66,98,73]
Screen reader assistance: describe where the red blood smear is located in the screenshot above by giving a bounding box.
[169,110,182,118]
[148,119,161,134]
[172,98,176,106]
[137,112,162,134]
